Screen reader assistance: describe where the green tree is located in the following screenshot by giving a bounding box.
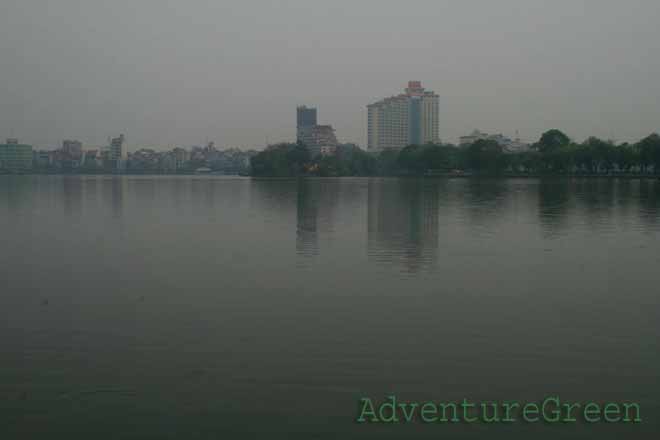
[537,129,571,153]
[421,144,453,171]
[250,143,311,177]
[397,145,427,174]
[636,134,660,174]
[582,137,616,173]
[466,139,507,174]
[375,149,400,176]
[615,143,638,172]
[335,145,377,176]
[395,143,459,175]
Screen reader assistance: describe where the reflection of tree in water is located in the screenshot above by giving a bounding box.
[457,178,509,230]
[614,179,636,218]
[537,178,660,235]
[638,180,660,228]
[574,179,617,230]
[295,179,340,258]
[367,178,439,273]
[537,178,572,236]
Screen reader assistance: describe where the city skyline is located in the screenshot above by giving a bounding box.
[2,1,660,150]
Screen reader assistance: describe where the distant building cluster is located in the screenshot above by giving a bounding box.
[124,142,254,174]
[367,81,440,152]
[0,135,256,174]
[31,135,126,172]
[459,130,530,152]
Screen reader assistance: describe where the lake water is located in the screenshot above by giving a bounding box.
[1,176,659,439]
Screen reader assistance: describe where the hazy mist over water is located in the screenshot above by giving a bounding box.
[2,0,660,149]
[1,176,659,438]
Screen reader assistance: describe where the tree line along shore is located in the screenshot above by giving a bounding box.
[250,130,660,178]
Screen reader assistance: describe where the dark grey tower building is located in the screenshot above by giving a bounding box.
[296,106,317,143]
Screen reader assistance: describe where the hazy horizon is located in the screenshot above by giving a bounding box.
[2,0,660,150]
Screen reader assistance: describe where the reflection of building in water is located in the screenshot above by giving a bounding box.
[296,180,340,258]
[62,177,83,216]
[367,179,439,272]
[107,177,124,218]
[296,181,318,257]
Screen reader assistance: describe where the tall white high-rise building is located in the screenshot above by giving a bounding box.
[109,134,124,161]
[104,134,125,171]
[367,81,439,152]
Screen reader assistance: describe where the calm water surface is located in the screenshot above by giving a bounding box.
[1,176,659,439]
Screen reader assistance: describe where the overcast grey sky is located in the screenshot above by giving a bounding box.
[1,0,659,150]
